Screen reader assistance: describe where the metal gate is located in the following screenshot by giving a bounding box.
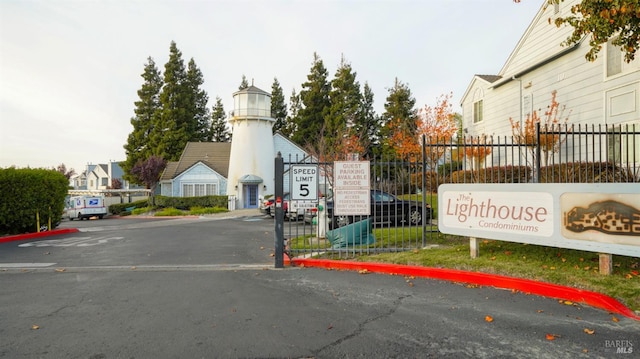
[274,124,639,265]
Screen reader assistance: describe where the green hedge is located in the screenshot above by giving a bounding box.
[154,195,228,210]
[0,168,68,234]
[108,199,150,215]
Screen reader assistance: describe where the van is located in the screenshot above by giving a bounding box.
[66,195,107,220]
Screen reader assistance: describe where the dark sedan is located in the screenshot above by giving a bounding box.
[324,189,433,229]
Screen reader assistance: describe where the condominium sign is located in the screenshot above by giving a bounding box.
[334,161,370,215]
[438,183,640,257]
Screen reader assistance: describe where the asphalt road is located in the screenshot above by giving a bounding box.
[1,214,638,358]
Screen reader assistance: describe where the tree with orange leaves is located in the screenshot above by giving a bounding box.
[464,135,493,183]
[418,93,459,170]
[509,90,570,167]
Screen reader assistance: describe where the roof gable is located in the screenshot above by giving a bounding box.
[161,142,231,180]
[498,0,577,77]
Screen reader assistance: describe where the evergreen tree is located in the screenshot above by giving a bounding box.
[354,82,380,158]
[123,57,163,182]
[282,89,301,138]
[293,52,330,151]
[380,78,417,158]
[326,55,362,147]
[152,41,190,161]
[270,77,287,134]
[210,96,230,142]
[381,78,417,137]
[186,58,210,142]
[239,74,249,90]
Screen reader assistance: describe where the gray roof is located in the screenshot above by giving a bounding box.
[476,74,502,83]
[233,85,270,96]
[160,142,231,181]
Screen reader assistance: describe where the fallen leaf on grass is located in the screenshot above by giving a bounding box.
[583,328,595,335]
[485,315,494,322]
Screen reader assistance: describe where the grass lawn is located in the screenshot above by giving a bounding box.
[355,234,640,313]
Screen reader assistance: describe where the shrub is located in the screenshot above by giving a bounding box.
[154,207,186,216]
[154,195,228,209]
[108,199,150,215]
[189,206,228,215]
[0,168,68,234]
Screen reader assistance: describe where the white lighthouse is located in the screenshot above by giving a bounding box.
[226,84,275,209]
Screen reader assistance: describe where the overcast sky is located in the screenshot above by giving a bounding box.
[0,0,543,174]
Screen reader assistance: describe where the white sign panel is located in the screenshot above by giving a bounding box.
[441,191,554,237]
[290,165,318,201]
[334,161,370,216]
[334,189,371,216]
[438,183,640,258]
[334,161,369,188]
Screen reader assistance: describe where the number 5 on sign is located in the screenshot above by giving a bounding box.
[291,164,318,200]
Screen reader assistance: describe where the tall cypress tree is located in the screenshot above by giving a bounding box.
[354,82,380,158]
[380,78,417,158]
[122,57,163,182]
[270,77,287,134]
[293,52,330,151]
[282,89,301,138]
[326,55,361,147]
[152,41,190,161]
[186,58,210,142]
[210,96,230,142]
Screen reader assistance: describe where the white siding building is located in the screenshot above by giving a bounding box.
[461,0,639,143]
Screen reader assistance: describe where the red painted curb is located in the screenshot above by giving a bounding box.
[289,258,640,321]
[0,228,80,243]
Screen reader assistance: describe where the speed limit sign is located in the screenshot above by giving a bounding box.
[290,164,318,200]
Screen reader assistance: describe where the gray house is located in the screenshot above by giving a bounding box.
[159,142,231,197]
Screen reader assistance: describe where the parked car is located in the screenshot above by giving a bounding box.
[308,189,433,229]
[259,196,274,216]
[268,193,306,221]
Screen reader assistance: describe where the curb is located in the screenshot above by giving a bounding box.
[0,228,80,243]
[286,257,640,321]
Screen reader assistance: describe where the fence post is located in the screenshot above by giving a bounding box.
[274,152,285,268]
[535,122,541,183]
[421,134,427,246]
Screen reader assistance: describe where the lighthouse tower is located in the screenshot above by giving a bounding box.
[226,84,275,209]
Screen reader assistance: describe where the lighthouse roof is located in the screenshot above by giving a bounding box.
[233,85,270,97]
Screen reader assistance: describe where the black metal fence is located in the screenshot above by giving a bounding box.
[280,124,639,259]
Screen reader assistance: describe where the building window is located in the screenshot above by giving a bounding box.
[608,125,640,164]
[101,177,108,186]
[473,100,483,123]
[607,38,640,77]
[182,183,218,197]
